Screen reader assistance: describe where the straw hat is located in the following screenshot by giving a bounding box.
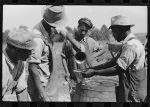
[6,28,37,50]
[41,5,68,27]
[109,15,134,29]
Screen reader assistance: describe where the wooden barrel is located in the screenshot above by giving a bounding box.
[75,78,118,102]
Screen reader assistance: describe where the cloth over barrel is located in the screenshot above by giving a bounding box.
[72,75,119,102]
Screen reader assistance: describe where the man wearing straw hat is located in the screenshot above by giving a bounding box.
[82,15,147,102]
[27,5,70,101]
[2,28,36,101]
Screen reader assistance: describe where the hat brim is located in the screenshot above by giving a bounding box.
[109,24,135,29]
[25,39,37,50]
[43,14,68,27]
[7,39,37,51]
[41,5,68,27]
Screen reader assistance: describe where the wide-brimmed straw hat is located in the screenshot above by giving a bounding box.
[41,5,68,27]
[6,28,37,50]
[109,15,135,29]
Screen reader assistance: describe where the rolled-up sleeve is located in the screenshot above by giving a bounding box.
[117,45,136,70]
[28,38,45,64]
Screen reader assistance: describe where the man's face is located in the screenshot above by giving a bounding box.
[110,26,122,42]
[15,48,32,61]
[77,24,89,39]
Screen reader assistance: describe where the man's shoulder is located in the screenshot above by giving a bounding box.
[33,22,41,30]
[126,38,143,48]
[32,28,45,44]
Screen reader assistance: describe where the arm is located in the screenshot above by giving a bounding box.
[29,63,49,101]
[83,44,136,78]
[60,27,84,52]
[82,65,123,78]
[27,38,49,101]
[93,66,118,76]
[90,57,117,70]
[82,66,118,78]
[89,41,120,70]
[66,32,83,52]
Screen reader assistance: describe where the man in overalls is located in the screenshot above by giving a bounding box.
[27,5,70,101]
[2,28,36,101]
[82,15,147,102]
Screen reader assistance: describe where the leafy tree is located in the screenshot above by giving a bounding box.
[88,27,102,41]
[88,25,110,41]
[99,24,110,41]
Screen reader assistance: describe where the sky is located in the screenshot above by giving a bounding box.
[3,5,147,33]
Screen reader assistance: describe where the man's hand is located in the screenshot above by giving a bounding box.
[82,69,95,78]
[65,26,74,34]
[59,26,74,38]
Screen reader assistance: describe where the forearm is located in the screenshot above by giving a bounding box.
[29,64,46,99]
[66,33,81,51]
[90,58,117,70]
[93,66,118,76]
[16,88,29,101]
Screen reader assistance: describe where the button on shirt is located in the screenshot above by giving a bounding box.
[2,53,27,97]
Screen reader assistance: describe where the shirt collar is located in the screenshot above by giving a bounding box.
[123,33,135,42]
[80,37,87,43]
[39,22,49,38]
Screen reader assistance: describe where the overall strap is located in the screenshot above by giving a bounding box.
[127,37,137,41]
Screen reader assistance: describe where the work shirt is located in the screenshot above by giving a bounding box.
[62,30,103,82]
[28,22,70,101]
[2,52,27,100]
[63,36,103,61]
[28,22,51,87]
[116,33,147,102]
